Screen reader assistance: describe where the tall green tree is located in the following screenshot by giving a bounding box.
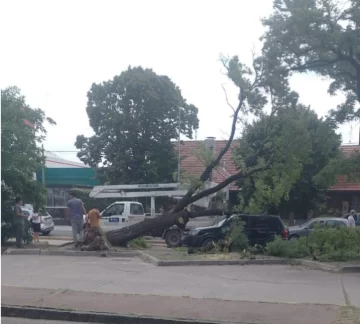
[236,104,342,218]
[261,0,360,129]
[76,66,199,184]
[1,87,55,236]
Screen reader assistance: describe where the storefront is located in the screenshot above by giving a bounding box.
[36,154,99,223]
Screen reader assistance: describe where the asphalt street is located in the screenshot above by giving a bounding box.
[2,319,95,324]
[3,255,360,306]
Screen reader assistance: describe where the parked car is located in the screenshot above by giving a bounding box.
[181,214,288,248]
[148,215,218,248]
[288,217,348,239]
[22,207,55,236]
[344,213,360,226]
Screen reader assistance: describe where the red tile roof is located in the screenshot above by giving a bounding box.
[176,140,239,190]
[329,145,360,191]
[176,141,360,192]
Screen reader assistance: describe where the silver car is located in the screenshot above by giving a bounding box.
[22,208,55,236]
[288,217,348,239]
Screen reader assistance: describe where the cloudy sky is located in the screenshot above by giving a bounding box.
[1,0,356,162]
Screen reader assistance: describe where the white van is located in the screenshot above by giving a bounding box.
[98,201,146,229]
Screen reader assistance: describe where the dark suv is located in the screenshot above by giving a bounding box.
[181,214,288,248]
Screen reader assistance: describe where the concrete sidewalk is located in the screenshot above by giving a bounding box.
[1,286,340,324]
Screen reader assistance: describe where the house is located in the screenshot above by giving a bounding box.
[177,139,360,215]
[326,145,360,215]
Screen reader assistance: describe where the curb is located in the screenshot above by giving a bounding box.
[138,251,161,265]
[155,258,291,267]
[3,248,359,272]
[4,248,41,255]
[1,305,248,324]
[4,248,144,259]
[41,237,71,241]
[298,259,360,273]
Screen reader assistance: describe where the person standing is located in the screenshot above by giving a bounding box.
[13,197,27,248]
[88,206,101,228]
[66,191,87,247]
[30,209,41,243]
[348,209,356,228]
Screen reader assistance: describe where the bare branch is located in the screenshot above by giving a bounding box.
[289,58,340,72]
[221,83,235,112]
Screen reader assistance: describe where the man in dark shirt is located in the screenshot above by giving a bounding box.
[66,191,87,247]
[14,197,27,248]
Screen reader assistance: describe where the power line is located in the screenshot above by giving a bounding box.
[46,150,79,153]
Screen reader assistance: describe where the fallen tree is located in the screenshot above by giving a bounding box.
[105,54,291,247]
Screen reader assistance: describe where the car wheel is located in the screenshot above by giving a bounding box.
[42,231,50,236]
[289,235,299,240]
[165,229,181,248]
[201,238,216,250]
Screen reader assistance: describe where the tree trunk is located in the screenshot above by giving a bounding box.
[288,212,295,226]
[106,209,226,246]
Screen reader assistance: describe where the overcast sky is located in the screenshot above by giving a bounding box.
[1,0,356,162]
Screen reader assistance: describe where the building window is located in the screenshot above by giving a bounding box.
[46,188,72,219]
[352,196,359,212]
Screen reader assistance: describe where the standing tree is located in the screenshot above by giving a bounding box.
[261,0,360,140]
[1,87,55,241]
[75,66,199,184]
[104,55,305,246]
[235,104,342,218]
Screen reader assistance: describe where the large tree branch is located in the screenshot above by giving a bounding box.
[185,153,275,207]
[172,88,245,212]
[106,208,231,246]
[289,58,340,72]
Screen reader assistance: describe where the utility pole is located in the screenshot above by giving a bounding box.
[42,144,45,185]
[177,107,181,184]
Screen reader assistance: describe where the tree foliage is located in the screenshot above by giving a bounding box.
[75,66,199,184]
[106,54,314,245]
[235,104,342,217]
[1,87,54,238]
[262,0,360,124]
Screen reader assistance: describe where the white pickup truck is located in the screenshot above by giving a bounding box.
[93,201,146,230]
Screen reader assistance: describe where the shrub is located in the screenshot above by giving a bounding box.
[128,237,148,249]
[266,227,360,262]
[266,236,308,258]
[307,227,360,262]
[227,219,249,251]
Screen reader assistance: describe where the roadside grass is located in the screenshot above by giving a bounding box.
[145,246,277,261]
[336,305,360,324]
[127,237,149,249]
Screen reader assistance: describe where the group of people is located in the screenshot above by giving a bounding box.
[66,191,101,248]
[13,192,101,249]
[13,197,42,248]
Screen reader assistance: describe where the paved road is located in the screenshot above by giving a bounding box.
[2,255,360,324]
[2,255,360,306]
[2,318,95,324]
[48,226,72,238]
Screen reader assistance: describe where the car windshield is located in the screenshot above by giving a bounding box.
[212,216,228,226]
[300,219,314,228]
[300,219,329,228]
